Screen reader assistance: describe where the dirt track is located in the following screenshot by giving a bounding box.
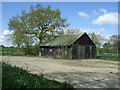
[2,56,119,88]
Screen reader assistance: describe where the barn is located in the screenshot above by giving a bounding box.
[40,32,96,59]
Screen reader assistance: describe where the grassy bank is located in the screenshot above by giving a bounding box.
[2,62,73,88]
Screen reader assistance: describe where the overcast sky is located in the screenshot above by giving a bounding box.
[1,2,118,46]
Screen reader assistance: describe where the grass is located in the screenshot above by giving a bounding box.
[2,62,73,88]
[97,53,119,61]
[1,47,25,56]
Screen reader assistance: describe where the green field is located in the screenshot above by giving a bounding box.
[2,62,73,88]
[97,53,119,61]
[1,47,25,56]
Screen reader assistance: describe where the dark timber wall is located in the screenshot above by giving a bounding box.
[71,33,96,59]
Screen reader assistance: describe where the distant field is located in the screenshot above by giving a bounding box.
[97,53,119,61]
[1,47,24,56]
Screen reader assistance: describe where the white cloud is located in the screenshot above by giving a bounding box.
[0,30,13,45]
[99,8,108,14]
[3,30,13,35]
[0,35,5,45]
[92,12,118,25]
[78,12,89,18]
[0,36,5,39]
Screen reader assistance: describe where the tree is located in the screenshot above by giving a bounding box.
[8,16,25,51]
[8,12,35,55]
[89,32,102,53]
[109,35,120,54]
[26,4,69,44]
[8,4,69,55]
[103,42,112,53]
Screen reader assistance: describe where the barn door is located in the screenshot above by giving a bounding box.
[80,46,85,59]
[77,46,85,59]
[85,46,90,59]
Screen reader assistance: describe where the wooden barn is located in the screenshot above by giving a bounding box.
[40,32,96,59]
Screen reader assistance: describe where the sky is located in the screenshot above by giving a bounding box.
[0,2,118,46]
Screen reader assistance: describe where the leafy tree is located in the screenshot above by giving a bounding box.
[89,32,102,53]
[8,4,69,56]
[25,4,69,44]
[103,42,112,53]
[109,35,120,54]
[8,16,25,52]
[8,12,35,55]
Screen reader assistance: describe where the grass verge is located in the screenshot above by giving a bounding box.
[2,62,73,88]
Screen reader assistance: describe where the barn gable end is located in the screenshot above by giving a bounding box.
[74,32,96,46]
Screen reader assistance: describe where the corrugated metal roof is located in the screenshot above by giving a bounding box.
[42,33,84,46]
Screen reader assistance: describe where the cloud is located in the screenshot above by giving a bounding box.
[93,9,108,16]
[0,30,13,45]
[78,12,89,18]
[92,12,118,25]
[0,35,5,39]
[3,30,13,35]
[0,35,5,45]
[99,8,108,14]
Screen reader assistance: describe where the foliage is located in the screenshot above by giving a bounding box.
[30,44,40,56]
[100,35,120,54]
[89,32,102,53]
[8,3,69,55]
[2,62,73,88]
[109,35,120,54]
[97,53,119,61]
[8,13,35,55]
[102,42,112,53]
[8,3,69,45]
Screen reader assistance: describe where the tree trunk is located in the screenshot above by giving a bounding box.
[39,38,42,56]
[17,44,20,54]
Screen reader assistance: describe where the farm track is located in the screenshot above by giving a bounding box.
[2,56,119,88]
